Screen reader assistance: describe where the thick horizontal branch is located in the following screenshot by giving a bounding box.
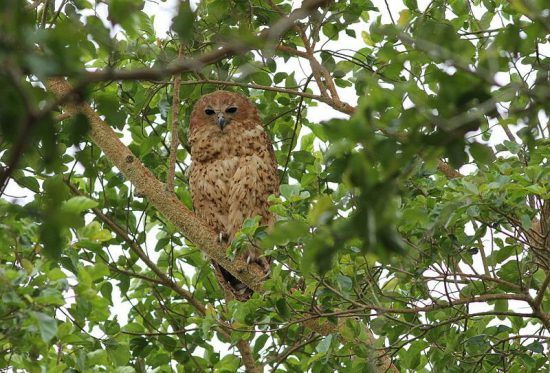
[47,77,395,372]
[65,179,207,314]
[48,78,265,293]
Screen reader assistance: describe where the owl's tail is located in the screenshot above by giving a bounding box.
[212,261,254,301]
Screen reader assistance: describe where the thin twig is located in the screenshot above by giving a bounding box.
[384,0,395,24]
[282,75,313,180]
[64,179,207,315]
[166,45,184,193]
[68,0,332,85]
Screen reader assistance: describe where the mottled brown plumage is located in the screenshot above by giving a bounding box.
[188,91,278,299]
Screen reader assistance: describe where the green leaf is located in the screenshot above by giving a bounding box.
[520,214,532,230]
[106,341,131,366]
[336,274,353,293]
[114,367,136,373]
[66,112,90,145]
[13,175,40,193]
[61,196,98,214]
[253,334,269,356]
[319,334,335,354]
[494,299,508,320]
[89,261,110,280]
[470,142,495,165]
[40,219,63,260]
[361,30,374,46]
[172,1,195,42]
[401,341,427,369]
[108,0,144,26]
[31,311,58,343]
[103,319,120,335]
[525,341,544,354]
[503,140,521,154]
[158,336,177,352]
[404,0,418,10]
[214,354,240,371]
[78,221,113,242]
[518,354,537,369]
[279,184,301,199]
[251,71,272,86]
[275,298,289,317]
[241,215,261,235]
[129,337,149,357]
[47,267,67,281]
[370,318,386,335]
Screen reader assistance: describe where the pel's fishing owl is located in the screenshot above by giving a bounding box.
[188,90,278,300]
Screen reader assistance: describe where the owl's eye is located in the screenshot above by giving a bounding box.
[205,109,215,115]
[225,107,237,114]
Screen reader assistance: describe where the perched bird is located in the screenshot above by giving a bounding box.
[188,90,278,300]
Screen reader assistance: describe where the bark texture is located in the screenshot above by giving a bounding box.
[46,78,266,292]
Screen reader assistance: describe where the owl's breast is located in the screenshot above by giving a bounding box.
[190,156,240,186]
[189,156,240,222]
[222,124,268,157]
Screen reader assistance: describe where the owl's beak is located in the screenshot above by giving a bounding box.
[217,113,226,130]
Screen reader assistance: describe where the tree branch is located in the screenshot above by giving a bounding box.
[48,78,266,290]
[64,179,207,314]
[237,340,262,373]
[63,0,331,86]
[47,76,395,372]
[65,179,262,369]
[178,79,328,105]
[276,43,309,58]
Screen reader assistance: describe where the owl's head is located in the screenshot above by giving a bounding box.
[190,90,260,133]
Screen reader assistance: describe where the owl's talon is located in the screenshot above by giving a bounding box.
[218,232,228,243]
[234,283,248,292]
[261,269,271,280]
[258,256,270,271]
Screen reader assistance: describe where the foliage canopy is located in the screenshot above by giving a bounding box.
[0,0,549,371]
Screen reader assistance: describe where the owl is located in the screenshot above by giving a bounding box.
[188,90,278,300]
